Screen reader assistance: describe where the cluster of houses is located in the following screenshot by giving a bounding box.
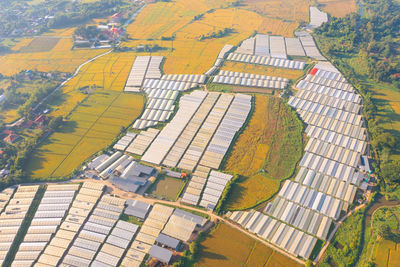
[74,12,124,49]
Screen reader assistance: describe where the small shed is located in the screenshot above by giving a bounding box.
[149,245,173,264]
[156,233,180,250]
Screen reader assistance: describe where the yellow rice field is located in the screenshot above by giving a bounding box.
[26,92,144,179]
[318,0,357,17]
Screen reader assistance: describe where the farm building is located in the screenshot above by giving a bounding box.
[125,199,152,220]
[148,245,173,264]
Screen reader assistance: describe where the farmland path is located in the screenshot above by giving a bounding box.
[33,49,113,111]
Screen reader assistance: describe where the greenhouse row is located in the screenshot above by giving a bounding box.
[13,184,80,266]
[228,210,317,259]
[289,98,363,126]
[60,195,126,266]
[305,137,361,168]
[309,6,328,28]
[199,171,233,210]
[124,56,163,92]
[182,166,211,206]
[161,74,206,84]
[285,37,306,57]
[162,93,222,168]
[141,91,251,172]
[177,94,234,171]
[299,151,357,183]
[113,132,137,151]
[141,91,208,166]
[277,180,344,220]
[213,75,288,90]
[264,197,332,240]
[91,221,138,267]
[204,44,234,76]
[34,182,105,266]
[289,90,362,114]
[294,167,358,203]
[218,70,289,81]
[227,52,306,69]
[133,78,200,130]
[297,79,355,96]
[269,36,286,59]
[126,128,160,156]
[299,33,326,60]
[305,125,367,154]
[199,94,252,169]
[0,186,39,266]
[304,73,351,90]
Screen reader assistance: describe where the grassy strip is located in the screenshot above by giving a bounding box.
[3,185,46,266]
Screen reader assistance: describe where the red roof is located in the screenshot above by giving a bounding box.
[0,150,3,155]
[3,130,13,135]
[4,134,18,144]
[310,68,318,75]
[24,120,33,128]
[392,73,400,78]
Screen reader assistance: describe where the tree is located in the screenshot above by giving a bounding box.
[376,223,391,239]
[48,116,63,131]
[381,162,400,183]
[305,260,313,267]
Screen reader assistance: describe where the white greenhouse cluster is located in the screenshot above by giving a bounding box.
[227,52,305,70]
[132,78,201,129]
[309,6,328,28]
[296,31,326,60]
[213,70,289,90]
[0,186,38,266]
[35,182,106,266]
[140,91,251,172]
[228,210,318,259]
[228,62,369,260]
[121,204,207,266]
[13,184,80,267]
[232,32,324,61]
[181,169,233,211]
[124,56,163,92]
[113,132,137,151]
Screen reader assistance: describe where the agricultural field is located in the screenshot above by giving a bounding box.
[317,0,357,17]
[368,206,400,266]
[222,61,306,81]
[0,37,106,76]
[148,176,186,201]
[25,91,144,179]
[124,0,305,74]
[18,37,61,53]
[196,223,302,267]
[241,0,310,25]
[224,95,303,209]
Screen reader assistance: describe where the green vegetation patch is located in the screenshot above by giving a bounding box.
[147,176,186,201]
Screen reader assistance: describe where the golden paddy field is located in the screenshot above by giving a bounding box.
[196,223,302,267]
[318,0,357,17]
[26,91,144,179]
[224,95,303,209]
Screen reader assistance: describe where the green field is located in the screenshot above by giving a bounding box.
[25,91,144,179]
[148,176,186,201]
